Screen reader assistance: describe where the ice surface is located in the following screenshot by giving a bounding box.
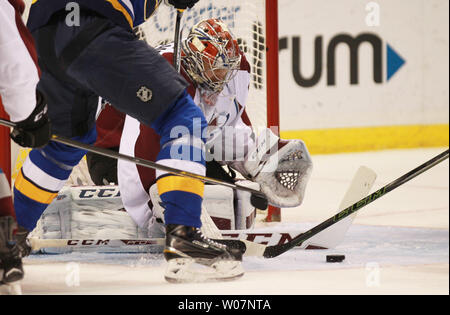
[11,148,450,295]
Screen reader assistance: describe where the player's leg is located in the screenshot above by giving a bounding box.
[116,107,243,281]
[11,11,106,247]
[13,129,97,233]
[11,75,98,248]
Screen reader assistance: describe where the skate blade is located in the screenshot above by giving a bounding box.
[164,258,244,283]
[0,282,22,295]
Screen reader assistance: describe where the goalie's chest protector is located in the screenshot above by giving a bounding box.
[27,0,162,31]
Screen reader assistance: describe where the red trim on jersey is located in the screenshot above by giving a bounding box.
[95,105,126,148]
[239,52,251,74]
[8,0,41,76]
[240,108,252,127]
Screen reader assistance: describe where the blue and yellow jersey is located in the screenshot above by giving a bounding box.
[27,0,163,31]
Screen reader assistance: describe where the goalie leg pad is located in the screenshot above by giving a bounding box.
[29,186,151,253]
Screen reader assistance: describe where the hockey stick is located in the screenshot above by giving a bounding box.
[0,118,268,209]
[259,149,449,258]
[173,9,184,73]
[29,165,377,253]
[222,149,449,258]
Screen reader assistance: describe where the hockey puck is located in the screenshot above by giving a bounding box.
[326,255,345,263]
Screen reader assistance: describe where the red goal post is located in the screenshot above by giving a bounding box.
[265,0,281,222]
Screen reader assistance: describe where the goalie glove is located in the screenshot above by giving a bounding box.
[239,129,313,208]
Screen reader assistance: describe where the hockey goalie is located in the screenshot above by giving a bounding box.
[94,18,311,232]
[33,19,313,282]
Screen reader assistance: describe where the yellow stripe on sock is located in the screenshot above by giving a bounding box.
[14,170,58,205]
[157,176,204,198]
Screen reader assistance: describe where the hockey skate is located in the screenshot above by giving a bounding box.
[163,224,244,283]
[0,217,23,295]
[0,248,24,295]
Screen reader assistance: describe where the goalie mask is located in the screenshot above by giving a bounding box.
[181,19,242,93]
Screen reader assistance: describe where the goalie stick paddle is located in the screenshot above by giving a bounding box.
[0,118,268,210]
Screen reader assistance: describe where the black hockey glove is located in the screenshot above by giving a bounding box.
[167,0,199,10]
[86,150,119,186]
[10,90,51,148]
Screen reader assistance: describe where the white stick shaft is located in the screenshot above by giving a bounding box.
[29,238,165,251]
